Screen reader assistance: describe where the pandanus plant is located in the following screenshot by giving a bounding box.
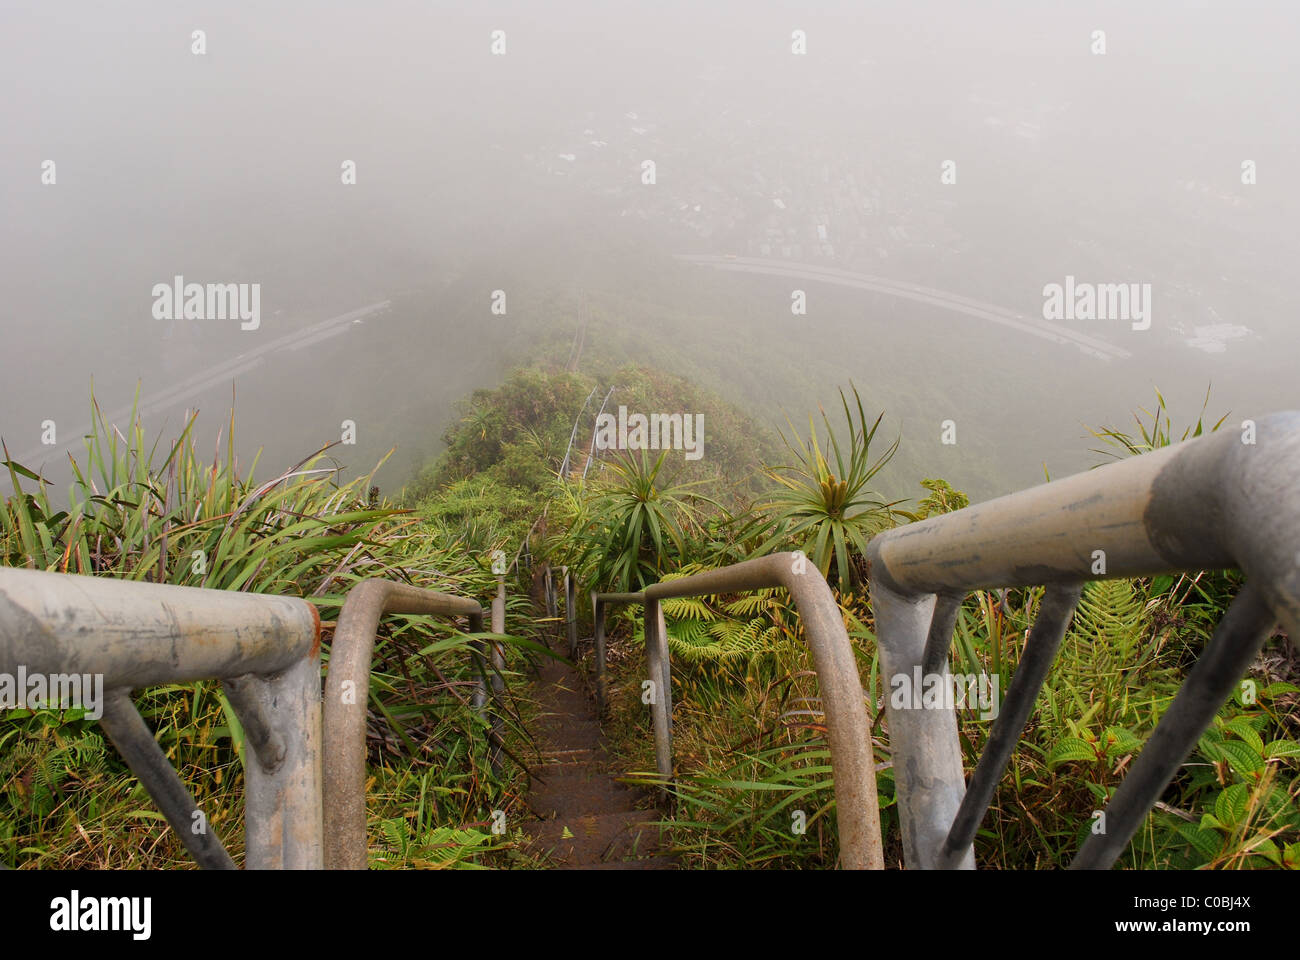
[562,448,712,593]
[754,385,903,593]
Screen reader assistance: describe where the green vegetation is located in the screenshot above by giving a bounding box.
[561,451,714,593]
[940,574,1299,868]
[1087,384,1230,462]
[0,395,538,868]
[750,385,903,594]
[406,362,776,503]
[585,388,1298,869]
[3,374,1295,870]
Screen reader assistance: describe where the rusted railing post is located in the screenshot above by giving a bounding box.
[643,595,674,784]
[544,568,557,620]
[591,591,607,713]
[870,580,972,869]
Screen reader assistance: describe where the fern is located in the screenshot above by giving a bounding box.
[636,567,796,683]
[1072,579,1145,648]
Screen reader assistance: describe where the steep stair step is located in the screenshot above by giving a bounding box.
[530,748,598,773]
[580,855,677,871]
[521,810,665,865]
[535,717,602,751]
[535,747,596,763]
[529,758,598,779]
[526,766,646,820]
[520,615,676,869]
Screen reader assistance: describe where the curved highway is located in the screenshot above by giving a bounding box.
[5,300,391,475]
[674,254,1131,361]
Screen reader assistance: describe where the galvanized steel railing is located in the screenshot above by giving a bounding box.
[592,552,886,870]
[0,566,504,870]
[11,412,1293,873]
[564,569,577,659]
[0,568,323,869]
[541,564,578,658]
[867,410,1300,869]
[591,591,644,714]
[322,578,503,870]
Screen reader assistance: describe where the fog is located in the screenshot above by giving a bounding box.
[3,0,1297,502]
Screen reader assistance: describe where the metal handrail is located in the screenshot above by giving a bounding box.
[867,410,1300,869]
[591,591,644,713]
[1,568,506,871]
[539,565,579,660]
[14,414,1290,873]
[321,578,496,870]
[564,569,578,658]
[0,567,323,869]
[592,552,886,871]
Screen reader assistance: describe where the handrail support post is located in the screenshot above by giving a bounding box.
[644,597,674,790]
[872,580,974,869]
[241,655,324,869]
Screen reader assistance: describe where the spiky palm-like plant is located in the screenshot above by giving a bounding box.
[564,449,712,593]
[754,385,902,592]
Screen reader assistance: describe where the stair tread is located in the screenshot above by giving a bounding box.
[520,810,665,865]
[523,809,659,830]
[575,856,678,871]
[521,631,674,869]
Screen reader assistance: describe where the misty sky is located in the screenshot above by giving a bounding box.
[2,1,1296,501]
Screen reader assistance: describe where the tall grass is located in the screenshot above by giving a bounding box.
[0,393,535,868]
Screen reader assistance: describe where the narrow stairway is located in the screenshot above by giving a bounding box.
[520,641,674,869]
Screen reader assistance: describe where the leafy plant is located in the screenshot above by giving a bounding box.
[624,565,804,697]
[753,385,903,593]
[562,448,713,592]
[912,477,969,519]
[1088,385,1229,462]
[1,392,536,869]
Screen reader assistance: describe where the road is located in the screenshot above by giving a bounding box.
[5,300,391,477]
[674,254,1131,361]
